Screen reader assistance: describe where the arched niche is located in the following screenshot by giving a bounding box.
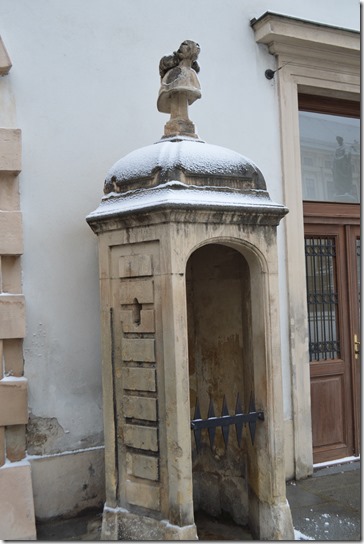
[185,240,268,529]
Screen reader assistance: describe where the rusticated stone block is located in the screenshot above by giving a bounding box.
[126,480,160,510]
[121,338,155,362]
[123,395,157,421]
[5,424,26,462]
[0,294,25,339]
[0,175,20,211]
[0,378,28,426]
[0,462,36,540]
[126,452,159,481]
[123,367,156,392]
[1,256,22,293]
[120,280,154,304]
[0,211,23,255]
[3,339,24,377]
[119,254,153,278]
[0,129,21,173]
[123,424,158,452]
[121,309,155,333]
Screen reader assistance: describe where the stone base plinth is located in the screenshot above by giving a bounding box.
[162,118,198,139]
[0,461,36,540]
[101,504,198,541]
[249,489,294,540]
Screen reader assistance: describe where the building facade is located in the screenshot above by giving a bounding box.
[0,0,359,538]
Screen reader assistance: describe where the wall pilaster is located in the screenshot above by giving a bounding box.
[0,36,36,541]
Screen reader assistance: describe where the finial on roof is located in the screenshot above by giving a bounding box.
[157,40,201,139]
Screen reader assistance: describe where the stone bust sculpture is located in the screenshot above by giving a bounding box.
[157,40,201,138]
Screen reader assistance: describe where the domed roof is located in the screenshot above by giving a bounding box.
[104,136,267,195]
[87,136,289,225]
[87,41,288,226]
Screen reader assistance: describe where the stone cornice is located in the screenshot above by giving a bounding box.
[87,204,288,234]
[251,12,359,63]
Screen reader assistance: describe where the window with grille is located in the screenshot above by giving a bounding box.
[304,236,340,361]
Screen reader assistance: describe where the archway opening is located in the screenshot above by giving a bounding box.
[186,243,254,539]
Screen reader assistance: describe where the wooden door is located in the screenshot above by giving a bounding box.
[304,202,360,464]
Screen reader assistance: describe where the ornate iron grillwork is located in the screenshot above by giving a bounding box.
[357,239,361,309]
[305,236,340,361]
[191,393,264,452]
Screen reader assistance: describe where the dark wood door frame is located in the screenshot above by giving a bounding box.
[304,201,360,463]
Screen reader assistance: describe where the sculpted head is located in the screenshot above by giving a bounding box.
[159,40,200,79]
[177,40,200,64]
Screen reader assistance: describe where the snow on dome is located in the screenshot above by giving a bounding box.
[104,137,266,195]
[87,180,287,225]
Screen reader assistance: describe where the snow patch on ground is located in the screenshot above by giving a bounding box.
[294,529,314,540]
[314,455,360,468]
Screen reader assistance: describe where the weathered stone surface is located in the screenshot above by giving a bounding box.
[26,414,65,456]
[249,490,295,540]
[30,447,105,519]
[0,294,25,339]
[0,175,20,211]
[0,128,21,172]
[126,452,159,481]
[121,308,155,333]
[122,367,156,392]
[101,505,198,540]
[119,280,154,304]
[3,338,24,377]
[121,338,155,363]
[123,424,158,452]
[0,462,36,540]
[126,480,160,510]
[119,254,153,278]
[6,424,26,461]
[0,378,28,425]
[123,395,157,421]
[0,211,23,255]
[1,255,22,292]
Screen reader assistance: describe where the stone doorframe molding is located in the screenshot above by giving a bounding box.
[251,12,360,480]
[0,36,37,539]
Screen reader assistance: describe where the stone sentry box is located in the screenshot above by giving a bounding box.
[87,40,294,540]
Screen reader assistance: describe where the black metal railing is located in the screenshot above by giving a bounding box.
[191,393,264,452]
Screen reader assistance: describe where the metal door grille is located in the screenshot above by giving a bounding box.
[305,236,340,361]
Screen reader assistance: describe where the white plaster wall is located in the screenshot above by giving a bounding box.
[0,0,359,517]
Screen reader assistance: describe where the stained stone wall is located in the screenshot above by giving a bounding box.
[187,244,250,524]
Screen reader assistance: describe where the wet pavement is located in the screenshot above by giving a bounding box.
[287,459,361,541]
[36,459,360,541]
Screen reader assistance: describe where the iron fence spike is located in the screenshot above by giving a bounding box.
[208,397,215,419]
[249,392,256,414]
[235,393,243,415]
[221,395,229,417]
[249,419,256,445]
[194,398,201,421]
[221,396,230,447]
[194,428,202,452]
